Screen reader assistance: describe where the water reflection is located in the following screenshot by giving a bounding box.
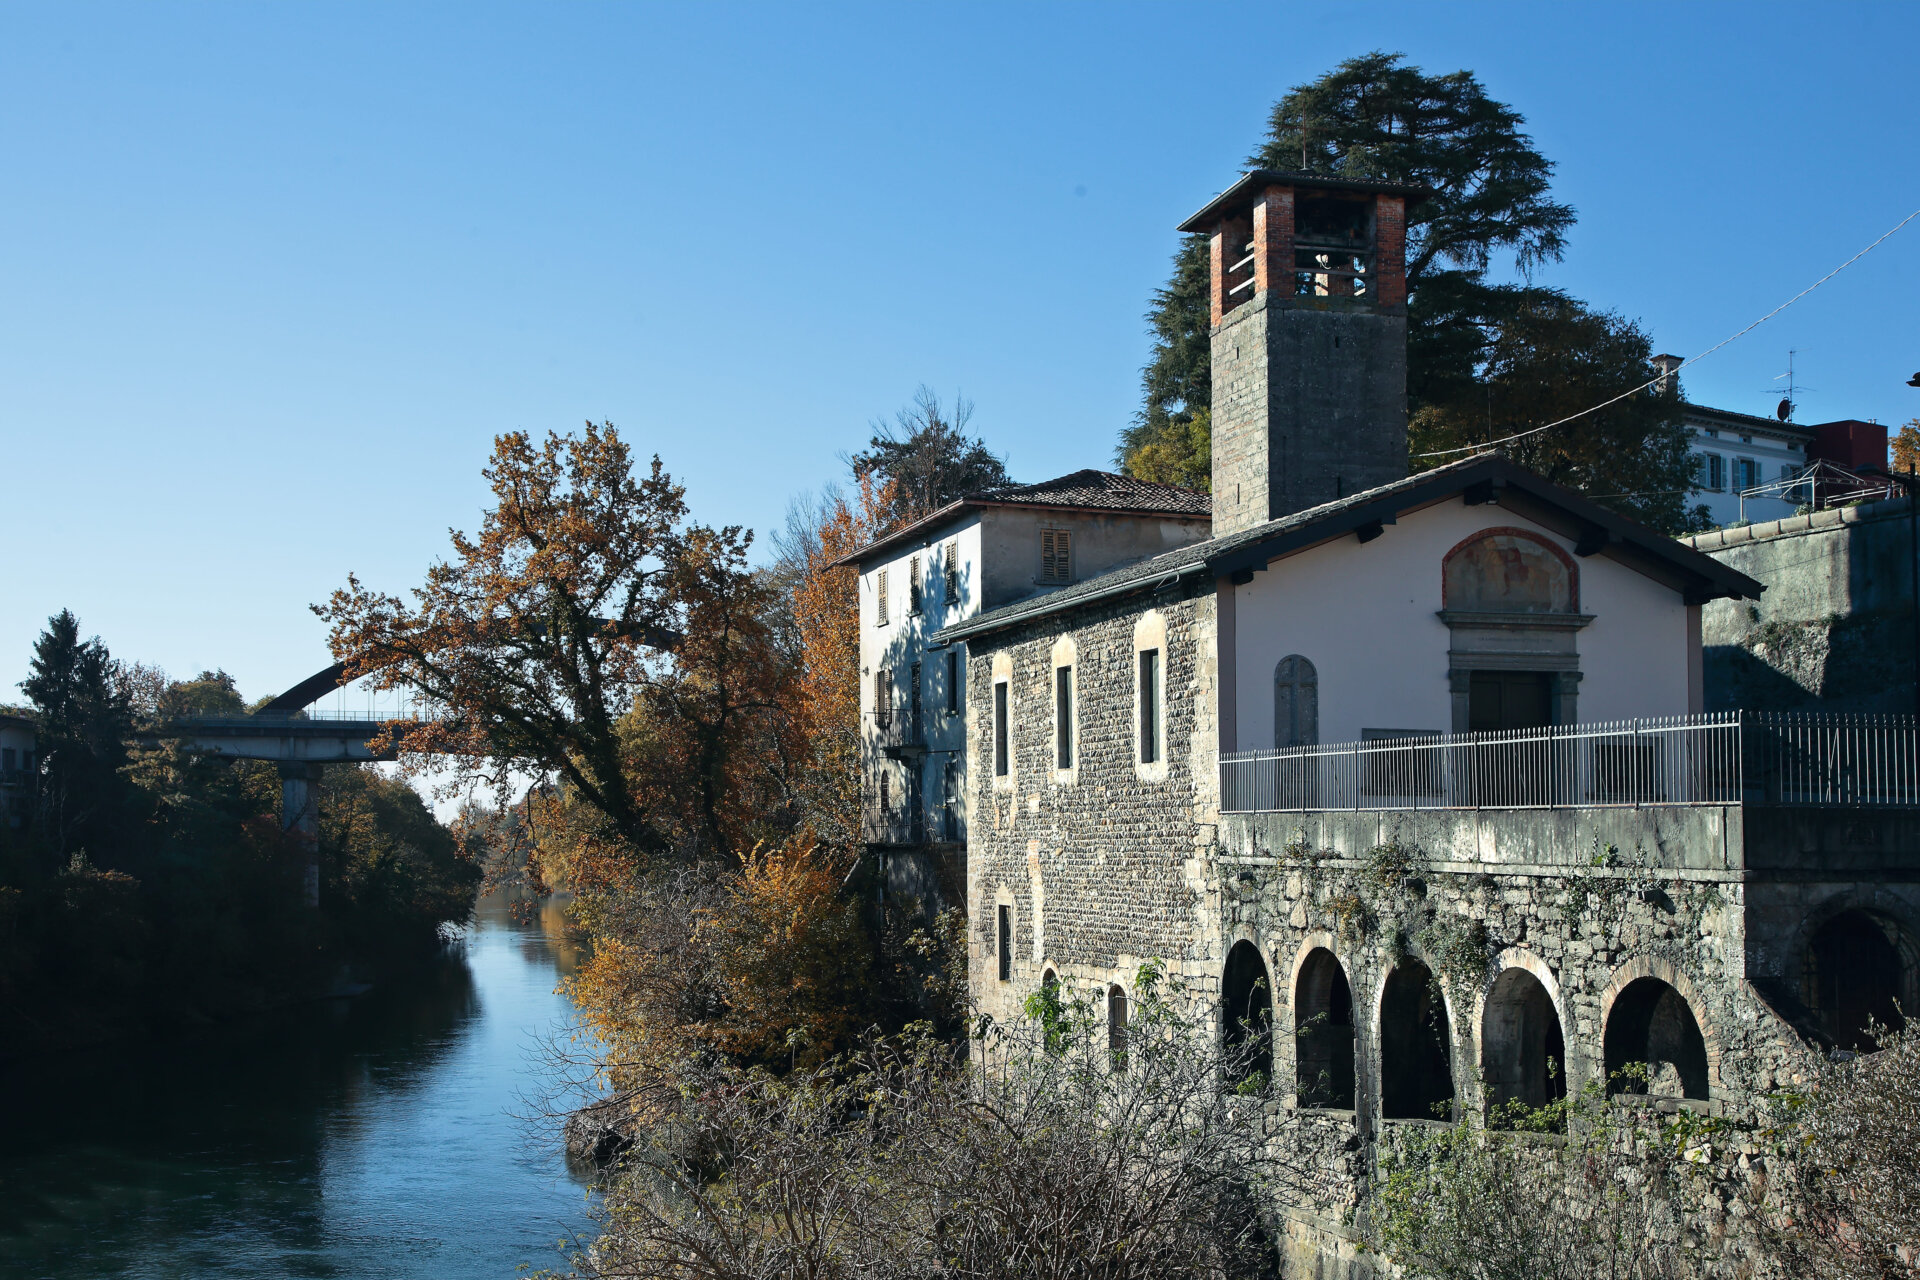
[0,892,594,1279]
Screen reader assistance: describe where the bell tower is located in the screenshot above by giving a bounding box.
[1182,171,1420,536]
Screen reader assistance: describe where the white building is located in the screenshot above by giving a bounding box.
[1682,401,1813,528]
[839,470,1211,891]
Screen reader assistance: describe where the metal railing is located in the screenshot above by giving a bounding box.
[865,710,925,753]
[1219,712,1920,813]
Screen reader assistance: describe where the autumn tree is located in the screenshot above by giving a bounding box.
[317,423,801,870]
[1890,419,1920,474]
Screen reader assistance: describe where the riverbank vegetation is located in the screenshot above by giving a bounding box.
[0,612,480,1050]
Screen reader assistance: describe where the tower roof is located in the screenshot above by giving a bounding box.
[1178,169,1430,233]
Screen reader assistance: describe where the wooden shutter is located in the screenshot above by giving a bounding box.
[908,555,922,613]
[1041,528,1071,583]
[875,668,891,727]
[944,542,959,595]
[876,569,889,623]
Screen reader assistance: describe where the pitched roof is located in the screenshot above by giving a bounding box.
[934,454,1764,644]
[970,469,1212,515]
[831,470,1210,568]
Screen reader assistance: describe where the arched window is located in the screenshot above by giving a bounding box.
[1808,910,1914,1051]
[1294,948,1355,1109]
[1604,977,1708,1099]
[1380,960,1453,1121]
[1108,985,1129,1072]
[1274,655,1319,749]
[1222,940,1273,1084]
[1482,968,1568,1122]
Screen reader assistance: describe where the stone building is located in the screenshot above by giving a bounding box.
[0,712,34,829]
[841,470,1211,907]
[931,169,1920,1276]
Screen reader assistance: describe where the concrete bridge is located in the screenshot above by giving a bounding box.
[146,662,402,907]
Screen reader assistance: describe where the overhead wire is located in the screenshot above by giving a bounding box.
[1417,204,1920,459]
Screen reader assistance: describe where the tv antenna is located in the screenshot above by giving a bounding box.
[1767,349,1817,421]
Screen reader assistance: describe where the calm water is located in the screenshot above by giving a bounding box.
[0,893,597,1279]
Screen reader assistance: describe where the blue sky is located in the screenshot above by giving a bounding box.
[3,2,1916,704]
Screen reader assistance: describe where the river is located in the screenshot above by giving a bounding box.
[0,892,598,1279]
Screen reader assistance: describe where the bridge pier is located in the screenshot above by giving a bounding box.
[279,763,321,908]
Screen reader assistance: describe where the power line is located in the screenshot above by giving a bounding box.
[1418,204,1920,459]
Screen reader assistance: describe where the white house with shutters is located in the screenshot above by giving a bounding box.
[839,470,1211,880]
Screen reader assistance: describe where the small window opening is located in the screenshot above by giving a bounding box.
[874,668,891,729]
[1055,665,1073,769]
[1138,649,1161,764]
[1380,960,1454,1120]
[1604,977,1709,1100]
[997,905,1012,981]
[1222,940,1273,1085]
[947,650,961,714]
[909,661,922,738]
[1293,193,1373,299]
[1295,948,1355,1108]
[908,555,922,614]
[941,759,958,841]
[878,770,890,815]
[993,682,1009,776]
[1108,985,1129,1072]
[1808,910,1913,1051]
[1482,968,1568,1124]
[1040,528,1072,584]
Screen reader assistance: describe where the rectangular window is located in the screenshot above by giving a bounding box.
[1736,457,1758,490]
[908,555,922,614]
[942,759,958,841]
[910,661,922,735]
[1700,453,1724,491]
[947,650,961,713]
[997,905,1012,981]
[1040,528,1072,583]
[876,568,889,624]
[993,681,1010,776]
[943,542,959,597]
[1,748,13,772]
[879,769,890,814]
[1055,665,1074,769]
[875,668,891,728]
[1138,649,1161,764]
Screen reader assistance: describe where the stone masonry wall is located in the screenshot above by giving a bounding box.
[965,579,1221,1025]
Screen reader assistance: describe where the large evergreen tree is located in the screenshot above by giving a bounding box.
[1119,53,1702,534]
[20,609,132,858]
[850,386,1012,528]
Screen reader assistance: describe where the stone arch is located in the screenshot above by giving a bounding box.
[1222,939,1274,1084]
[1274,654,1319,749]
[1806,907,1918,1051]
[1479,952,1568,1117]
[1600,956,1721,1094]
[1292,941,1355,1108]
[1442,526,1579,613]
[1604,978,1710,1100]
[1377,956,1454,1121]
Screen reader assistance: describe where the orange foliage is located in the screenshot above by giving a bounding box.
[567,833,867,1083]
[785,475,896,849]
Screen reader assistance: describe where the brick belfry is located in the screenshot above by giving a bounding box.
[1180,171,1424,536]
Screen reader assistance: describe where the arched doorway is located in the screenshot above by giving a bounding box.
[1808,910,1913,1051]
[1221,940,1273,1084]
[1380,960,1453,1120]
[1604,977,1709,1099]
[1295,948,1355,1108]
[1481,967,1568,1118]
